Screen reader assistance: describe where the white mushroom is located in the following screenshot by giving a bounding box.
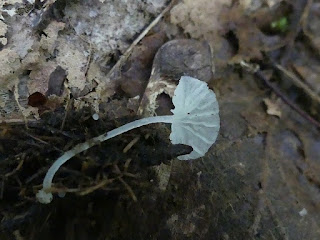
[36,76,220,204]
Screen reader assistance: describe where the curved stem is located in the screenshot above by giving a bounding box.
[41,115,173,191]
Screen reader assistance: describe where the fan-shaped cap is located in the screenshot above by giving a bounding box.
[170,76,220,160]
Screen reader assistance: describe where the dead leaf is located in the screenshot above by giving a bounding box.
[56,38,88,92]
[40,21,66,54]
[170,0,232,39]
[0,0,24,19]
[263,97,282,118]
[47,66,67,96]
[138,39,213,117]
[28,60,58,95]
[119,32,167,98]
[0,49,21,88]
[0,20,7,45]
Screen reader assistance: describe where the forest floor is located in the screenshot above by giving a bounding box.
[1,0,320,239]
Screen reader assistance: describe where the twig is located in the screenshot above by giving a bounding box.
[44,186,81,194]
[84,42,93,77]
[300,0,320,55]
[254,70,320,128]
[124,158,132,172]
[0,119,38,125]
[301,0,313,28]
[240,61,320,128]
[123,136,140,153]
[123,172,138,178]
[26,167,48,184]
[35,178,115,196]
[28,124,76,139]
[23,132,63,153]
[78,178,115,196]
[105,1,176,79]
[272,63,320,108]
[60,89,72,131]
[118,177,137,202]
[14,175,22,187]
[5,159,25,178]
[113,164,122,175]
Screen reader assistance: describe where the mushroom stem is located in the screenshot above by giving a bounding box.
[37,115,173,204]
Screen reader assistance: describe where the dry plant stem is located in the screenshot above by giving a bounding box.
[41,115,173,192]
[254,71,320,129]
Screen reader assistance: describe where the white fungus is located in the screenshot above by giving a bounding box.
[36,76,220,204]
[299,208,308,217]
[92,113,99,120]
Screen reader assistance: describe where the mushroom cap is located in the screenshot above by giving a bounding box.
[170,76,220,160]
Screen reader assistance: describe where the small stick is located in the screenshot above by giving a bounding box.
[0,119,37,125]
[254,70,320,129]
[84,43,93,77]
[118,177,137,202]
[105,1,176,79]
[240,60,320,129]
[45,187,80,194]
[60,89,72,131]
[23,132,62,153]
[28,124,76,139]
[123,136,140,153]
[78,178,115,196]
[26,167,48,184]
[123,172,138,178]
[5,159,25,178]
[273,63,320,108]
[124,158,132,172]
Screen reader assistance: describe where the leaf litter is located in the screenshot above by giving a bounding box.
[1,0,320,239]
